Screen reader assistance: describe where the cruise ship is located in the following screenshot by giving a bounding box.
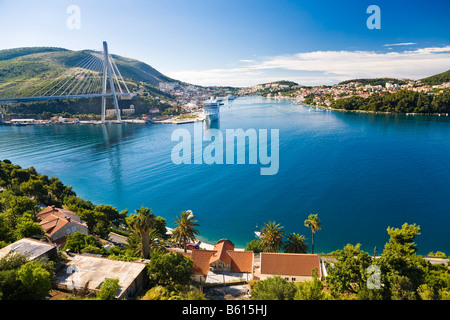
[202,97,221,122]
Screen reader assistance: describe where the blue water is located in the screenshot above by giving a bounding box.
[1,96,449,254]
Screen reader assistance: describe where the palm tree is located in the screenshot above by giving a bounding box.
[172,210,200,253]
[259,221,285,252]
[125,227,162,258]
[304,214,321,254]
[283,233,308,253]
[126,206,156,259]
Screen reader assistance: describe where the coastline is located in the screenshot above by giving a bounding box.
[296,100,450,117]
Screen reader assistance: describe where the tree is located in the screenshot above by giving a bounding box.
[96,278,120,300]
[250,276,296,300]
[14,212,44,239]
[63,232,101,253]
[16,261,52,300]
[147,250,193,288]
[19,179,48,202]
[259,221,284,252]
[304,214,321,254]
[283,233,308,253]
[294,269,326,300]
[374,223,426,300]
[171,210,200,253]
[126,206,155,259]
[326,243,373,297]
[384,223,420,256]
[245,239,263,253]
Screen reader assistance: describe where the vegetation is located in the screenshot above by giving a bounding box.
[0,252,56,300]
[171,210,200,253]
[339,78,408,86]
[248,218,313,253]
[126,206,156,259]
[420,69,450,86]
[259,221,285,252]
[304,214,321,254]
[147,249,193,288]
[329,89,450,114]
[250,275,297,300]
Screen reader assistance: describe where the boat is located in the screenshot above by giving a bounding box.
[227,95,235,101]
[202,97,221,122]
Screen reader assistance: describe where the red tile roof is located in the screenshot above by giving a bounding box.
[210,239,234,265]
[227,251,254,273]
[37,206,81,223]
[260,253,321,277]
[191,250,216,275]
[38,209,87,237]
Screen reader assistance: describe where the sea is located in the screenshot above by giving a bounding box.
[1,96,449,255]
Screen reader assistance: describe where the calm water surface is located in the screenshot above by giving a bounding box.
[1,96,449,254]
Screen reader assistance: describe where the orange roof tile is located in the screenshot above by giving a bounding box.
[191,249,216,275]
[260,253,321,277]
[37,206,81,222]
[210,239,234,265]
[39,213,87,237]
[227,251,254,273]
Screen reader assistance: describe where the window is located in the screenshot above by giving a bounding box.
[66,229,71,234]
[72,226,76,232]
[291,277,296,282]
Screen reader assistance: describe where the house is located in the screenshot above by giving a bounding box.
[37,206,88,247]
[258,253,322,283]
[0,238,57,262]
[209,239,235,270]
[191,249,217,283]
[165,248,217,283]
[227,250,254,274]
[56,253,148,299]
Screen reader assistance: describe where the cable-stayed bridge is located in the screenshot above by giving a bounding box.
[0,41,134,123]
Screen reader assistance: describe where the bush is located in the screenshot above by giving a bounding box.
[250,276,296,300]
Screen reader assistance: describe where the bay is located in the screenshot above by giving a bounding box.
[1,96,449,255]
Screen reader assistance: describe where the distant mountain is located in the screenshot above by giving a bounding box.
[0,47,176,98]
[420,69,450,86]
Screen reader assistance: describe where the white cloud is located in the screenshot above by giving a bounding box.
[166,46,450,87]
[383,42,417,46]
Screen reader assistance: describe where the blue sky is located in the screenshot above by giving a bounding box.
[0,0,449,86]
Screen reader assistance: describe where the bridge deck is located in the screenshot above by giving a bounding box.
[0,93,133,105]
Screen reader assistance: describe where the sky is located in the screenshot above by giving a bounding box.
[0,0,449,87]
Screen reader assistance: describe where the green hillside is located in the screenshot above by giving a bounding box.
[420,69,450,86]
[338,78,409,86]
[0,47,175,98]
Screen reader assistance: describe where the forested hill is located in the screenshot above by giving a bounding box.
[338,78,409,86]
[338,70,450,87]
[420,69,450,86]
[0,47,176,97]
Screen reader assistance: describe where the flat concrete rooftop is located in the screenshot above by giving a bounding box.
[0,238,56,261]
[56,254,147,298]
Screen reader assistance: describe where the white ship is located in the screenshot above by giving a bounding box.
[202,97,220,121]
[227,95,235,101]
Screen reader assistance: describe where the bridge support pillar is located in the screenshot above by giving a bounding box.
[101,41,121,123]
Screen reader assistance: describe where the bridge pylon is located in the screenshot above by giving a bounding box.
[101,41,121,123]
